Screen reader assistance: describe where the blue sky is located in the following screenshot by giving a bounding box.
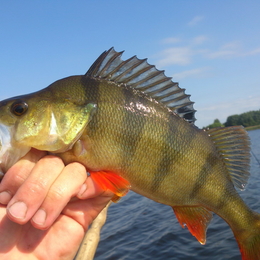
[0,1,260,128]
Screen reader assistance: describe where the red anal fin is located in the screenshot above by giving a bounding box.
[172,206,213,245]
[88,170,131,199]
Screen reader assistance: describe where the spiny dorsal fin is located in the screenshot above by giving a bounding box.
[206,126,251,190]
[85,47,196,123]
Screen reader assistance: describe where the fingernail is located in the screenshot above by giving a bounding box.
[78,183,87,197]
[32,209,46,225]
[0,191,12,205]
[8,201,27,219]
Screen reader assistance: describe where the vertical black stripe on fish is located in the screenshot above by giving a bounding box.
[151,113,198,192]
[80,76,100,136]
[119,86,147,169]
[189,152,218,199]
[214,179,236,211]
[150,114,174,192]
[81,76,101,105]
[149,112,198,190]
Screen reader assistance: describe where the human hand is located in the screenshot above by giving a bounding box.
[0,149,113,260]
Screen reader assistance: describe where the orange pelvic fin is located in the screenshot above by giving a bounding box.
[172,206,213,245]
[88,170,131,200]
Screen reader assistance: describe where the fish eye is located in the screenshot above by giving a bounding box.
[11,101,28,116]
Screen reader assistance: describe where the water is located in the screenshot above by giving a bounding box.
[94,129,260,260]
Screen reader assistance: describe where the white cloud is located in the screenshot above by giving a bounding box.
[156,37,260,70]
[172,67,210,80]
[191,35,208,45]
[188,16,204,26]
[248,48,260,55]
[206,41,241,59]
[196,95,260,128]
[161,35,207,46]
[161,37,181,44]
[156,36,209,68]
[156,47,193,67]
[157,36,209,68]
[206,41,260,59]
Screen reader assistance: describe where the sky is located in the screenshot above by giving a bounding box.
[0,1,260,128]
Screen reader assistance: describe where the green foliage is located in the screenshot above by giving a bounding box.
[205,119,224,129]
[204,110,260,129]
[224,110,260,127]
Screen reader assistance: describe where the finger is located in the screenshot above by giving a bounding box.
[77,175,113,200]
[0,205,85,259]
[0,149,47,205]
[31,162,87,230]
[6,155,64,225]
[62,195,113,231]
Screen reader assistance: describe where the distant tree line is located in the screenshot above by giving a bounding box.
[224,110,260,127]
[204,110,260,129]
[205,119,224,129]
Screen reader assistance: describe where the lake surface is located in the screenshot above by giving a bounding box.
[94,129,260,260]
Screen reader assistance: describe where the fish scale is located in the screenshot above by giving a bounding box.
[81,80,225,206]
[0,48,259,259]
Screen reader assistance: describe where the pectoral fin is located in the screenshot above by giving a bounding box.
[88,170,131,201]
[172,206,213,245]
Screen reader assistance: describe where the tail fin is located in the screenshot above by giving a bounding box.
[235,212,260,260]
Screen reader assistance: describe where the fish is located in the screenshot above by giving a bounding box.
[0,48,259,259]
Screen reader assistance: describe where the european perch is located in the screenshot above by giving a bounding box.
[0,48,259,259]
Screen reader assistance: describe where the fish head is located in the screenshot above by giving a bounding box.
[0,76,97,173]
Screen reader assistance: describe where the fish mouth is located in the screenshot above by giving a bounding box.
[0,124,30,176]
[0,124,12,176]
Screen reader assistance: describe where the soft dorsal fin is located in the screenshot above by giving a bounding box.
[206,126,251,190]
[85,47,196,123]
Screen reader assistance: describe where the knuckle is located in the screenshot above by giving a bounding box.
[26,179,47,195]
[47,187,66,202]
[67,162,87,178]
[39,155,64,168]
[13,172,27,184]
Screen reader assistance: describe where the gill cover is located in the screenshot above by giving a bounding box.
[16,101,96,152]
